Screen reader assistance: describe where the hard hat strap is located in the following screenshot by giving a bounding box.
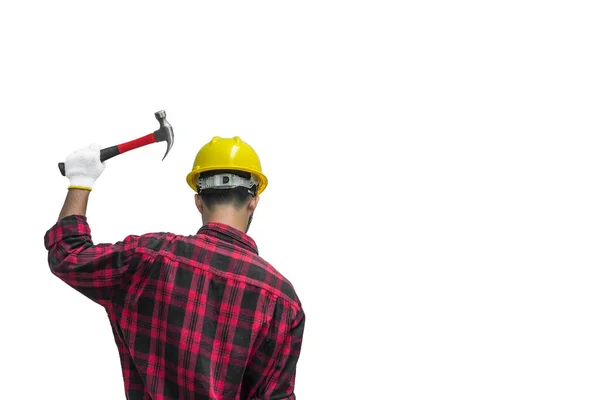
[197,173,258,194]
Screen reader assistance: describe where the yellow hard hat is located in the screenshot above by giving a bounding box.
[186,136,268,195]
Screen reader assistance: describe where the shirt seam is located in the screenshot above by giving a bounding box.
[137,247,301,313]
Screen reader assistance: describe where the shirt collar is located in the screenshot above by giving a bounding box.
[197,222,259,255]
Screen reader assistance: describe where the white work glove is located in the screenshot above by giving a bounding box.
[65,144,106,190]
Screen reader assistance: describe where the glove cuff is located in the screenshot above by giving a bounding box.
[68,176,96,191]
[68,185,92,191]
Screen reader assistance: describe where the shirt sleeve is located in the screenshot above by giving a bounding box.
[44,215,142,308]
[260,308,306,400]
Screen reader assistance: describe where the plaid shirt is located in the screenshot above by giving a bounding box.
[44,215,304,400]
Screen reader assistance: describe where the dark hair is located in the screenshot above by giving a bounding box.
[197,170,256,210]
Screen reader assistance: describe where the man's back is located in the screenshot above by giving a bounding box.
[45,217,304,400]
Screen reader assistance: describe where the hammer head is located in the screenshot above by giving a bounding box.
[154,110,174,161]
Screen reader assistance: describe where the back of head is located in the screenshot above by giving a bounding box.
[197,169,257,211]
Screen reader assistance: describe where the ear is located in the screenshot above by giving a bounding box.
[195,194,204,214]
[248,195,260,214]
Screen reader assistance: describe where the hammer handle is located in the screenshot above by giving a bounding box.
[58,133,156,176]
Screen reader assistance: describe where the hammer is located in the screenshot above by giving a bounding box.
[58,110,174,176]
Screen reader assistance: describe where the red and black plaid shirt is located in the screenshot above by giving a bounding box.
[44,215,304,400]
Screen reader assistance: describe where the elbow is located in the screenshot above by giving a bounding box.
[47,251,68,278]
[46,243,80,277]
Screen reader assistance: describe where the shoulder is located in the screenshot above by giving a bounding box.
[135,231,303,312]
[131,231,179,250]
[249,254,303,313]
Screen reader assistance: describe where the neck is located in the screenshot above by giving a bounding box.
[203,208,249,233]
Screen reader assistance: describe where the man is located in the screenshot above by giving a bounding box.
[44,136,305,400]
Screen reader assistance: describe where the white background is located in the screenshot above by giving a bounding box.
[1,1,599,399]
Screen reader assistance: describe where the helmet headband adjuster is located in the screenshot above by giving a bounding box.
[197,173,258,195]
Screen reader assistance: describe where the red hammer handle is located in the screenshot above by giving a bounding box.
[57,133,157,176]
[117,132,156,154]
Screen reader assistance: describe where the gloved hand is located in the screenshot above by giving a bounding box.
[64,144,106,191]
